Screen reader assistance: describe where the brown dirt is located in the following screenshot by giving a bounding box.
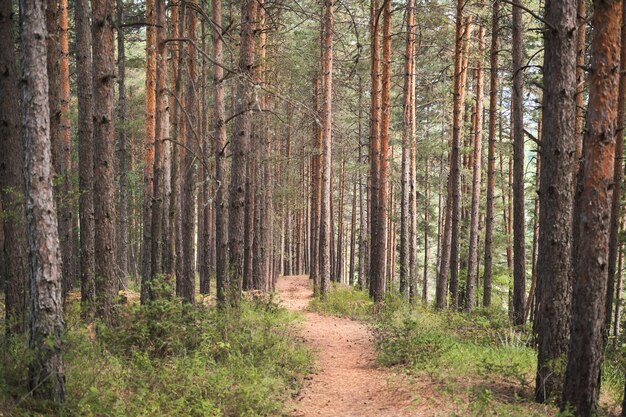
[277,275,429,417]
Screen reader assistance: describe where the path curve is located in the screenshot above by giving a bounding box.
[277,275,419,417]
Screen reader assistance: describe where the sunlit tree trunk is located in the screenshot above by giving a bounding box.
[563,1,622,413]
[606,0,626,338]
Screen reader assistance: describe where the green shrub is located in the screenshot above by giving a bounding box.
[0,297,312,417]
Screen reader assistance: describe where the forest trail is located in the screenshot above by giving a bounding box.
[277,275,423,417]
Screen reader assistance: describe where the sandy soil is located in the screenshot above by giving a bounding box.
[277,275,425,417]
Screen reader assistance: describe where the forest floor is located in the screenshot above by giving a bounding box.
[277,275,431,417]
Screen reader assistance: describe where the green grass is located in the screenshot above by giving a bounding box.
[308,283,373,320]
[0,293,312,417]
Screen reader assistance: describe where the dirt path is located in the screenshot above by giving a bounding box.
[277,275,421,417]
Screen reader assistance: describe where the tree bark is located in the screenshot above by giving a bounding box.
[212,0,228,305]
[116,0,129,291]
[349,179,357,285]
[20,0,66,398]
[77,0,95,318]
[141,0,156,300]
[228,0,258,306]
[318,0,333,298]
[439,0,471,309]
[181,1,198,304]
[606,0,626,339]
[92,0,117,323]
[465,9,485,312]
[482,0,499,307]
[57,0,74,296]
[150,0,167,286]
[368,0,382,301]
[562,1,622,413]
[533,0,578,402]
[400,0,416,299]
[0,0,28,334]
[511,0,526,324]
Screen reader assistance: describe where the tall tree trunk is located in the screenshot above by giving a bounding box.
[562,1,622,413]
[164,0,180,277]
[310,75,322,293]
[319,0,333,298]
[615,220,624,338]
[336,160,345,282]
[438,0,471,309]
[483,0,499,307]
[45,0,64,297]
[150,0,167,286]
[422,157,429,303]
[173,5,185,295]
[77,0,95,318]
[141,0,156,300]
[57,0,74,296]
[20,0,65,398]
[181,1,198,304]
[349,178,357,285]
[92,0,117,322]
[465,10,485,312]
[451,17,472,308]
[116,0,129,290]
[527,117,541,322]
[229,0,258,305]
[511,0,526,325]
[199,19,210,295]
[368,0,382,301]
[212,0,228,304]
[357,76,367,288]
[400,0,416,299]
[534,0,578,402]
[606,0,626,338]
[0,0,28,334]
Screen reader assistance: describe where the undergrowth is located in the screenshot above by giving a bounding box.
[0,289,312,417]
[308,283,373,319]
[312,286,624,416]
